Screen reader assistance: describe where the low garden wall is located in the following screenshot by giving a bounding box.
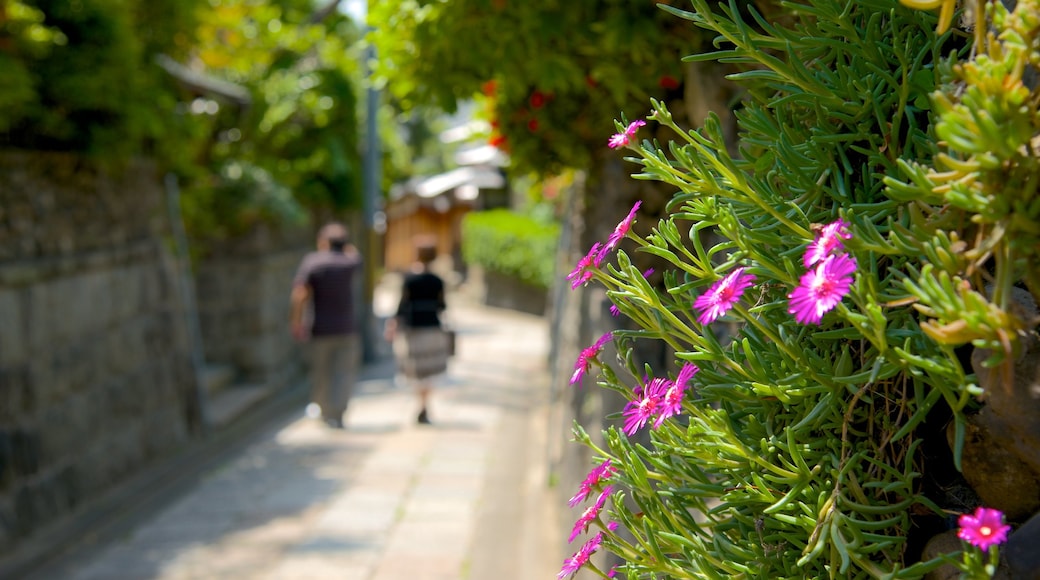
[0,152,198,556]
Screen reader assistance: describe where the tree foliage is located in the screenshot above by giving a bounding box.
[0,0,370,238]
[368,0,700,174]
[0,0,199,155]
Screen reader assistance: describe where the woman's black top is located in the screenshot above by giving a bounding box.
[396,271,445,328]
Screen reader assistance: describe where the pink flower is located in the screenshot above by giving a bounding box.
[803,219,852,268]
[558,532,605,578]
[603,201,641,254]
[622,378,666,435]
[692,267,756,325]
[654,362,698,428]
[958,507,1011,551]
[608,120,646,149]
[788,253,857,325]
[567,243,604,290]
[568,486,612,542]
[571,332,613,384]
[568,459,617,507]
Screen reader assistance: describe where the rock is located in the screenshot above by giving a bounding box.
[968,286,1040,499]
[922,529,1014,580]
[1005,510,1040,579]
[922,530,963,580]
[952,413,1040,521]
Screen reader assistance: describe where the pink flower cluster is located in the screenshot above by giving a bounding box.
[608,120,645,149]
[571,332,614,385]
[558,521,619,579]
[622,362,699,435]
[569,486,612,542]
[569,459,617,507]
[787,219,857,325]
[958,506,1012,551]
[693,267,756,325]
[567,202,642,290]
[560,464,620,579]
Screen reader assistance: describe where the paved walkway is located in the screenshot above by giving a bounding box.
[32,282,562,580]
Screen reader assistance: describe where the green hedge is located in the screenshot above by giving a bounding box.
[461,209,559,289]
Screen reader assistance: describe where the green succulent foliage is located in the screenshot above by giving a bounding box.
[460,209,560,289]
[566,0,1040,578]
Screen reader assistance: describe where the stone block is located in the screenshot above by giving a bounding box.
[8,429,41,478]
[13,464,79,536]
[0,431,9,490]
[0,498,15,553]
[29,352,67,408]
[25,281,54,354]
[0,288,25,367]
[78,269,112,335]
[0,366,33,420]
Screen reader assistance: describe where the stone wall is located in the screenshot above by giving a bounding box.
[0,152,198,556]
[195,226,309,387]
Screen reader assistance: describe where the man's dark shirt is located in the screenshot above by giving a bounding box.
[396,272,445,329]
[294,249,362,336]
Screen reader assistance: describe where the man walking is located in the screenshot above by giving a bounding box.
[290,222,363,429]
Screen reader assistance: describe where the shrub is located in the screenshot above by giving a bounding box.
[561,0,1039,578]
[180,160,307,245]
[461,209,559,289]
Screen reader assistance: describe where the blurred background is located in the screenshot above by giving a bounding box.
[0,1,731,577]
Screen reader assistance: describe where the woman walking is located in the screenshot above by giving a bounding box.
[384,239,450,424]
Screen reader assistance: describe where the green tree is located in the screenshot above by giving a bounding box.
[368,0,700,175]
[0,0,201,156]
[177,0,367,238]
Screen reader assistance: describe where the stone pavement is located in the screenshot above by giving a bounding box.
[28,280,563,580]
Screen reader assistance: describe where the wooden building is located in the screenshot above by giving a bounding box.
[383,146,508,275]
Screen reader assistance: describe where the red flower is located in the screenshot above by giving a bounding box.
[482,80,497,96]
[528,118,539,132]
[529,91,546,109]
[659,75,680,90]
[489,134,507,148]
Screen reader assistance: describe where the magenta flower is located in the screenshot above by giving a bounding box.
[654,362,699,428]
[622,377,666,435]
[568,486,612,542]
[803,219,852,268]
[571,332,614,384]
[568,459,617,507]
[693,267,757,325]
[788,253,857,325]
[567,242,604,290]
[958,507,1011,551]
[558,532,605,579]
[608,120,646,149]
[603,201,641,254]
